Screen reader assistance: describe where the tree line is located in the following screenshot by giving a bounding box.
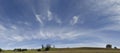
[0,44,53,52]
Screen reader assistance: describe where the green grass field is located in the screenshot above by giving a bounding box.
[1,48,120,53]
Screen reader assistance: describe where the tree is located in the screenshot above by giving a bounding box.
[45,44,51,51]
[42,45,44,49]
[0,48,2,52]
[106,44,112,49]
[114,47,117,49]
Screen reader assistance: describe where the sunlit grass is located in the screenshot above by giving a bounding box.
[1,48,120,53]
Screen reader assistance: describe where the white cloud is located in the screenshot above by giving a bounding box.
[35,14,44,25]
[102,16,120,31]
[104,4,120,15]
[0,23,116,48]
[108,16,120,25]
[47,10,62,24]
[88,0,120,31]
[17,21,30,26]
[11,25,17,30]
[101,24,120,31]
[0,24,115,44]
[55,17,62,24]
[47,10,53,21]
[34,10,62,25]
[31,28,104,40]
[11,35,24,42]
[89,0,117,10]
[70,16,79,25]
[57,30,91,40]
[0,24,6,31]
[88,0,120,15]
[0,24,30,42]
[55,42,105,48]
[24,22,30,26]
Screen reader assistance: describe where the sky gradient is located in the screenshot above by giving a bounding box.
[0,0,120,49]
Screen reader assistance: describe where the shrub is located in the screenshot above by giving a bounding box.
[21,49,27,51]
[37,49,41,51]
[14,48,27,52]
[14,48,22,52]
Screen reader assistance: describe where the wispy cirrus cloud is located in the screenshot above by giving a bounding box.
[56,42,105,48]
[34,9,62,26]
[55,17,62,24]
[0,24,32,42]
[86,0,120,31]
[87,0,120,16]
[47,10,53,21]
[0,23,88,43]
[0,22,119,49]
[70,16,79,25]
[1,0,120,49]
[10,25,17,30]
[35,15,44,25]
[0,24,6,31]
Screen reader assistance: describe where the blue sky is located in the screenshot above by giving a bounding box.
[0,0,120,49]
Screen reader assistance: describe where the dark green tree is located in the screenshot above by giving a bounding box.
[114,47,117,49]
[45,44,51,51]
[0,48,2,52]
[42,45,44,49]
[106,44,112,49]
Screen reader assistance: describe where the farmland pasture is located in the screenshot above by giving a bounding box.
[1,48,120,53]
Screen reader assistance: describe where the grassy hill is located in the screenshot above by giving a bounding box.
[1,47,120,53]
